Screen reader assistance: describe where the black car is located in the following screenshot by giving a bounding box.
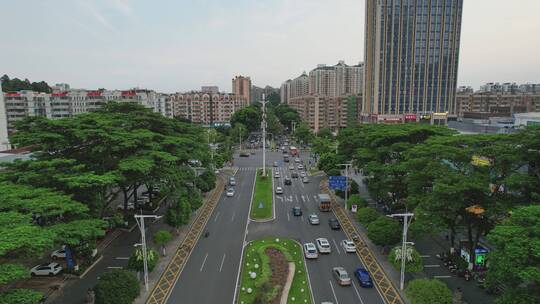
[284,177,292,185]
[329,218,341,230]
[239,152,250,157]
[291,172,299,178]
[292,206,302,216]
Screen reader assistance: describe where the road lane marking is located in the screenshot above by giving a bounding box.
[434,275,452,279]
[301,215,304,222]
[306,196,310,203]
[420,255,431,258]
[425,264,441,268]
[200,253,209,272]
[295,194,299,202]
[301,195,305,203]
[219,254,226,272]
[287,212,290,221]
[231,212,236,222]
[313,195,318,201]
[333,239,341,255]
[107,266,123,269]
[214,212,220,222]
[329,280,340,304]
[352,281,366,304]
[115,257,129,260]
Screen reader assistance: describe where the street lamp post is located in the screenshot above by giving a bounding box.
[338,163,353,209]
[134,214,162,292]
[387,213,414,290]
[262,94,267,176]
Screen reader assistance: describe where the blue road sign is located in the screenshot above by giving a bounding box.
[329,176,347,191]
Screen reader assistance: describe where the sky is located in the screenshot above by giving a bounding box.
[1,0,539,93]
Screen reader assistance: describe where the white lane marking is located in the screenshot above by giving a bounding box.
[420,255,431,258]
[219,254,226,272]
[295,194,299,202]
[115,257,129,260]
[287,212,290,221]
[434,275,452,279]
[277,196,284,202]
[214,212,220,222]
[352,281,366,304]
[301,215,304,222]
[333,239,341,255]
[200,253,209,272]
[300,181,305,188]
[107,266,122,269]
[425,264,441,268]
[306,196,311,203]
[231,212,236,222]
[301,195,305,203]
[313,195,318,201]
[329,280,340,304]
[289,195,293,202]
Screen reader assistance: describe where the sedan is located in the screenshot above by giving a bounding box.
[329,218,341,230]
[341,240,356,253]
[226,188,235,197]
[275,186,283,194]
[274,172,281,178]
[284,177,292,185]
[297,164,304,170]
[354,267,374,288]
[289,165,295,170]
[308,214,320,225]
[295,158,301,163]
[300,171,306,178]
[51,247,66,259]
[292,206,302,216]
[291,172,299,178]
[303,243,318,259]
[30,262,63,277]
[239,152,250,157]
[302,176,309,183]
[316,238,331,254]
[273,161,279,167]
[332,267,352,286]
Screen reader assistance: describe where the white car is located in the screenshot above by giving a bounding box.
[289,165,294,170]
[295,158,301,163]
[229,177,236,186]
[341,240,356,253]
[275,186,283,194]
[30,262,63,276]
[274,172,280,178]
[297,164,304,170]
[300,171,306,177]
[51,247,66,259]
[302,176,309,183]
[226,188,235,197]
[316,238,331,254]
[303,243,318,259]
[308,214,320,225]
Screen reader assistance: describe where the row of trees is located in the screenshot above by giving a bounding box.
[0,102,215,302]
[331,124,540,303]
[1,74,52,93]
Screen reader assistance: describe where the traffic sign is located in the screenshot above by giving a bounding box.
[329,176,347,191]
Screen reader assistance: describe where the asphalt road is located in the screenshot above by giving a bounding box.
[167,142,385,304]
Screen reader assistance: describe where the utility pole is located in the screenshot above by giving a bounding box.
[262,94,267,176]
[338,163,352,209]
[387,213,414,290]
[134,214,162,292]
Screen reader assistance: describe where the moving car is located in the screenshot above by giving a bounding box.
[30,262,63,277]
[239,152,250,157]
[292,206,302,216]
[291,172,299,178]
[316,238,331,254]
[226,188,235,197]
[308,214,320,225]
[273,161,279,167]
[295,157,301,163]
[275,186,283,194]
[300,171,306,177]
[229,177,236,186]
[329,218,341,230]
[332,267,352,286]
[289,165,294,170]
[284,177,292,185]
[274,171,281,178]
[297,164,304,170]
[303,243,318,259]
[302,176,309,183]
[354,267,374,288]
[341,240,356,253]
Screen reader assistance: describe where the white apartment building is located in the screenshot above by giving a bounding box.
[309,61,364,97]
[172,92,248,126]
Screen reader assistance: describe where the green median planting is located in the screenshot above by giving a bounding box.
[250,169,274,220]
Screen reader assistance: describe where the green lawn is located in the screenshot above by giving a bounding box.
[238,238,313,304]
[250,169,273,220]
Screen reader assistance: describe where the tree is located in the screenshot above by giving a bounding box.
[94,270,140,304]
[357,207,380,226]
[127,248,159,273]
[0,288,43,304]
[154,230,173,256]
[405,279,452,304]
[230,105,262,132]
[166,196,191,228]
[486,205,540,304]
[317,128,334,139]
[197,169,216,193]
[367,217,401,246]
[318,152,341,174]
[293,122,314,145]
[388,246,423,273]
[347,194,366,210]
[230,123,248,145]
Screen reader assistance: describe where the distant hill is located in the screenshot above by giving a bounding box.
[1,74,52,93]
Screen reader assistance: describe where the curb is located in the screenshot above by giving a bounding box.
[78,254,104,279]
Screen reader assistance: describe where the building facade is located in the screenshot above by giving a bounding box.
[0,83,9,151]
[172,92,248,126]
[251,85,279,103]
[308,61,363,97]
[456,92,540,118]
[363,0,464,120]
[232,76,251,104]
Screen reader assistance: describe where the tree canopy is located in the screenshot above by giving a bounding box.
[1,74,52,93]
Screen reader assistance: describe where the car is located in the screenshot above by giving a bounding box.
[300,171,306,177]
[51,247,66,259]
[283,150,288,155]
[117,202,135,210]
[341,240,356,253]
[250,152,255,155]
[284,157,290,162]
[30,262,63,277]
[291,172,299,178]
[316,238,331,254]
[308,214,320,225]
[295,157,301,163]
[274,171,281,178]
[275,186,283,194]
[229,177,236,186]
[303,243,318,259]
[226,188,235,197]
[354,267,374,288]
[239,152,250,157]
[329,218,341,230]
[297,164,304,170]
[292,206,302,216]
[284,177,292,185]
[302,176,309,183]
[273,161,279,167]
[332,267,352,286]
[289,165,295,170]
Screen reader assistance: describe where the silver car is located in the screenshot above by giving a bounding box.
[308,214,320,225]
[30,262,63,276]
[332,267,351,286]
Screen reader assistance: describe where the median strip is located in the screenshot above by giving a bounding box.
[249,168,274,221]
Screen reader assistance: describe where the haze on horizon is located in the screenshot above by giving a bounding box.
[1,0,539,93]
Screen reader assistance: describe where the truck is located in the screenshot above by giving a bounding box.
[318,193,331,212]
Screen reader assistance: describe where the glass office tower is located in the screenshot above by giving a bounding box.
[363,0,463,118]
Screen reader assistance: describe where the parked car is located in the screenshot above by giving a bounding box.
[316,238,331,254]
[341,240,356,253]
[275,186,283,194]
[226,188,235,197]
[303,243,318,259]
[332,267,352,286]
[308,214,320,225]
[229,177,236,186]
[117,202,135,210]
[329,218,341,230]
[302,176,309,183]
[354,267,374,288]
[30,262,63,277]
[51,247,66,259]
[284,177,292,185]
[291,172,299,178]
[292,206,302,216]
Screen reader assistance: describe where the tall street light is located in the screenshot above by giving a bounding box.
[261,94,267,176]
[387,212,414,290]
[134,213,162,291]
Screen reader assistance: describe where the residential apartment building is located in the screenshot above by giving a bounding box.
[252,85,279,103]
[0,83,8,151]
[280,80,291,104]
[232,76,251,104]
[2,88,173,134]
[308,61,363,97]
[456,92,540,118]
[363,0,464,122]
[172,92,249,126]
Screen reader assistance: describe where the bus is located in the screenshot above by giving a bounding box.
[290,146,298,156]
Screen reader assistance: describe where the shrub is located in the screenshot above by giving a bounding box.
[347,194,367,210]
[405,279,452,304]
[94,269,140,304]
[367,217,401,246]
[357,207,380,225]
[154,230,172,247]
[127,248,159,273]
[388,246,423,273]
[0,288,43,304]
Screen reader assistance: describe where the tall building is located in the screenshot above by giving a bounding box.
[172,92,248,126]
[309,61,364,97]
[232,76,251,103]
[363,0,464,122]
[0,83,9,151]
[251,85,279,103]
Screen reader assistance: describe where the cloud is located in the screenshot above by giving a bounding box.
[76,0,119,35]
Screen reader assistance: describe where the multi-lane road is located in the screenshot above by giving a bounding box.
[166,145,386,304]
